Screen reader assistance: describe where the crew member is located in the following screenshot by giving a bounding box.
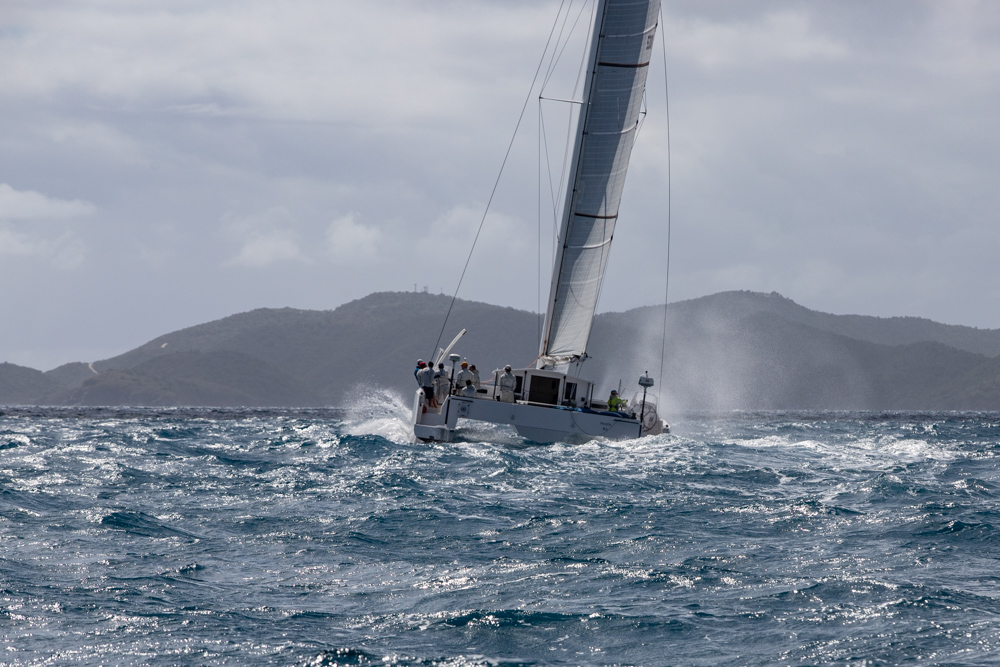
[469,364,481,390]
[434,362,450,405]
[419,362,437,408]
[414,360,425,385]
[499,365,517,403]
[455,361,474,392]
[460,379,477,398]
[608,389,626,412]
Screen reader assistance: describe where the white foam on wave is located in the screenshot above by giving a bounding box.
[340,384,415,444]
[597,432,707,473]
[452,420,525,448]
[731,431,959,471]
[880,436,957,462]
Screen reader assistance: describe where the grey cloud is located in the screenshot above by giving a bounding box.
[0,183,96,219]
[0,0,998,371]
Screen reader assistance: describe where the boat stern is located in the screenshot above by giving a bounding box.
[411,389,456,442]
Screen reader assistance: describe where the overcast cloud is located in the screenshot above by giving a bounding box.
[1,0,998,370]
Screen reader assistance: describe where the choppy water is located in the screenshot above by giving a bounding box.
[3,395,1000,665]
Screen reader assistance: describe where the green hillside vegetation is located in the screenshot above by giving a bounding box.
[2,290,1000,410]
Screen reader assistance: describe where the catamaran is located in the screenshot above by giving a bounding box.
[413,0,666,443]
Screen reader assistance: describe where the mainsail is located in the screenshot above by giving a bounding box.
[539,0,660,364]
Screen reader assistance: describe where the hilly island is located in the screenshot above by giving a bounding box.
[3,290,1000,411]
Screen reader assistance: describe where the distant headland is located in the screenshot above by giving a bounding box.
[3,290,1000,411]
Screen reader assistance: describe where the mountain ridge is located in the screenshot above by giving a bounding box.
[2,290,1000,410]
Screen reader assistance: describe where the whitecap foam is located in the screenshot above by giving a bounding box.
[727,431,960,472]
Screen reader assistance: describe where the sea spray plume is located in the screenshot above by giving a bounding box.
[654,295,786,411]
[692,292,877,410]
[587,292,878,412]
[585,302,709,413]
[341,384,413,444]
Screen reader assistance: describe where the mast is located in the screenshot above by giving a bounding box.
[538,0,661,368]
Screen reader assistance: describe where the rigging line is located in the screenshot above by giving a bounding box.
[538,102,559,233]
[430,1,568,360]
[538,104,542,345]
[542,0,575,89]
[539,105,559,267]
[656,7,672,405]
[540,0,592,279]
[538,95,584,105]
[554,0,594,237]
[538,103,561,275]
[636,98,647,135]
[540,0,569,88]
[543,0,592,92]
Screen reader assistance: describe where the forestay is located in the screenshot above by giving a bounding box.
[539,0,660,364]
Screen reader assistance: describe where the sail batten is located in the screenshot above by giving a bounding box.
[597,62,650,68]
[539,0,660,363]
[568,238,615,251]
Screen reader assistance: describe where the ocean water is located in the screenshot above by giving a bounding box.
[3,396,1000,666]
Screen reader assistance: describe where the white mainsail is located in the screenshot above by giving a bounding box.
[539,0,661,364]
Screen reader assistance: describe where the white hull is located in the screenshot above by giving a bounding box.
[412,388,664,444]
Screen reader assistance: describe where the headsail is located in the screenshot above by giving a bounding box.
[539,0,660,365]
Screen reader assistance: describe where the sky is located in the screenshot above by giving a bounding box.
[2,0,999,371]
